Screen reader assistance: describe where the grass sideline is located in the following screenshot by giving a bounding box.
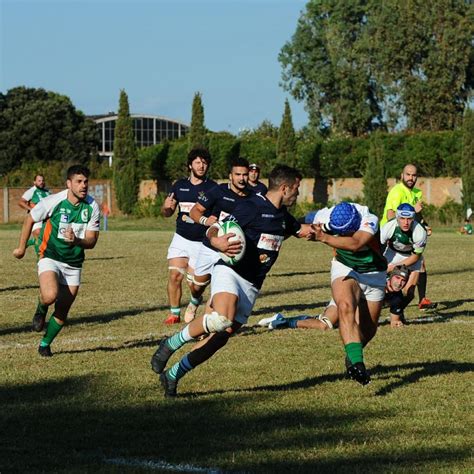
[1,229,473,473]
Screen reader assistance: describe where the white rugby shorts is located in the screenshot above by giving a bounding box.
[331,259,386,302]
[210,264,259,325]
[194,244,220,277]
[32,221,43,232]
[383,247,423,272]
[166,233,202,269]
[38,257,81,286]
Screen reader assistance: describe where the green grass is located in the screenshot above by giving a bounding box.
[0,229,473,473]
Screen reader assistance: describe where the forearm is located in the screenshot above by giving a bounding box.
[161,206,174,218]
[73,234,99,249]
[18,200,31,211]
[17,215,35,251]
[319,232,368,252]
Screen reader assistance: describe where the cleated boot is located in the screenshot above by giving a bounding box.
[38,345,53,357]
[347,361,371,386]
[32,309,46,332]
[159,370,178,397]
[151,338,174,374]
[164,313,180,325]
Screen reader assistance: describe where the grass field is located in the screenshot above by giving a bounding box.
[1,225,473,473]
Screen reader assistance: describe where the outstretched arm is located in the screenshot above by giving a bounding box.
[13,214,35,259]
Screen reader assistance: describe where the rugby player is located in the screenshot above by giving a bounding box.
[18,174,51,249]
[161,148,218,324]
[186,156,251,322]
[248,163,268,195]
[310,202,387,385]
[150,165,313,396]
[13,165,100,356]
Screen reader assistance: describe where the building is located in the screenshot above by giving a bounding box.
[91,113,189,162]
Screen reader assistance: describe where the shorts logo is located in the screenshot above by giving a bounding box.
[81,209,89,222]
[60,214,69,223]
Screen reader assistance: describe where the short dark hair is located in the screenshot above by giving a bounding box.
[34,174,44,180]
[268,165,302,191]
[67,165,90,180]
[229,156,250,173]
[187,148,211,167]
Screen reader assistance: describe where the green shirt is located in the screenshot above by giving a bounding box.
[31,190,100,268]
[22,185,51,207]
[381,182,422,226]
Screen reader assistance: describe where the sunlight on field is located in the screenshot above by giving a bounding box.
[1,228,473,472]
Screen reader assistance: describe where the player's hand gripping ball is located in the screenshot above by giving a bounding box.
[218,220,246,265]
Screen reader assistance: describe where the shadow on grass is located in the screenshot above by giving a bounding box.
[87,256,126,261]
[269,269,327,278]
[0,284,39,293]
[0,373,470,472]
[0,305,168,337]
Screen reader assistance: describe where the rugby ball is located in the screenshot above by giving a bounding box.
[217,220,246,265]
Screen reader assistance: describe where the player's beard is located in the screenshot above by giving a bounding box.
[403,178,416,189]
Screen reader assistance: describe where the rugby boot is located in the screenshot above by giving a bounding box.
[164,313,180,325]
[184,297,202,323]
[347,361,371,386]
[257,313,289,329]
[151,338,174,374]
[38,345,53,357]
[419,298,438,311]
[32,309,46,332]
[159,370,178,397]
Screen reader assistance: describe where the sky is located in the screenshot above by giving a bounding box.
[1,0,309,134]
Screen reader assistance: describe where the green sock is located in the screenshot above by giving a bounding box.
[345,342,364,365]
[40,315,64,347]
[36,300,49,316]
[170,306,181,316]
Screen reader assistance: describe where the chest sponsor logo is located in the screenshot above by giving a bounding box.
[223,196,234,202]
[218,211,230,222]
[179,202,194,214]
[261,213,275,218]
[179,188,190,192]
[57,222,87,240]
[257,233,284,252]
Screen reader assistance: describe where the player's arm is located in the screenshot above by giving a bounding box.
[386,253,420,272]
[64,228,99,249]
[13,214,35,259]
[161,192,177,217]
[18,197,32,211]
[189,202,218,227]
[313,225,375,252]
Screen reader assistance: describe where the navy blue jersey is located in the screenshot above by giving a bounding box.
[198,183,252,250]
[249,181,268,195]
[384,288,405,316]
[171,177,217,242]
[216,193,301,289]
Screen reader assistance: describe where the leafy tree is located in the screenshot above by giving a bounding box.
[279,0,383,136]
[277,99,297,166]
[188,92,207,151]
[113,90,139,214]
[0,86,98,175]
[363,133,387,217]
[461,108,474,213]
[238,120,279,139]
[372,0,474,131]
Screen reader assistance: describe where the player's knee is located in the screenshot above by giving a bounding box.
[168,266,186,283]
[337,301,354,319]
[202,311,233,333]
[40,290,57,306]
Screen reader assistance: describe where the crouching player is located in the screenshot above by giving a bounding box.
[150,165,313,396]
[310,202,387,385]
[13,165,100,356]
[258,265,410,330]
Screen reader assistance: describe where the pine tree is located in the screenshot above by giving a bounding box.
[277,99,296,166]
[461,108,474,215]
[188,92,207,151]
[363,133,387,218]
[113,89,139,215]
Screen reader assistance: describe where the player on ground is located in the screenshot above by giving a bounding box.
[248,163,268,195]
[185,156,251,322]
[258,265,410,330]
[162,148,218,325]
[13,165,100,356]
[310,202,387,385]
[381,163,436,310]
[150,165,313,397]
[18,174,51,249]
[380,203,428,324]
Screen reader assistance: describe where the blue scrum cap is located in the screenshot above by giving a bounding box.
[304,210,318,224]
[396,203,416,219]
[329,202,361,235]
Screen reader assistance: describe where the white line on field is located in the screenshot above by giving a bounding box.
[103,457,222,473]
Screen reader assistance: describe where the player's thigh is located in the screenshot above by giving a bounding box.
[211,292,238,321]
[359,298,383,325]
[331,277,360,310]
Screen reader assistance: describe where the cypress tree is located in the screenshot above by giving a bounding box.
[113,89,139,215]
[461,108,474,215]
[188,92,207,151]
[276,99,297,166]
[363,133,387,218]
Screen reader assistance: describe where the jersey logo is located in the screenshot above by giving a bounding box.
[81,209,89,222]
[257,233,284,252]
[179,202,194,213]
[218,211,230,221]
[60,214,69,223]
[198,191,208,202]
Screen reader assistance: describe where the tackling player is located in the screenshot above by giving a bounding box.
[161,148,218,324]
[18,174,51,249]
[150,165,313,397]
[13,165,100,356]
[310,202,387,385]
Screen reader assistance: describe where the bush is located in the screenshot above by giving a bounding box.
[132,192,167,218]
